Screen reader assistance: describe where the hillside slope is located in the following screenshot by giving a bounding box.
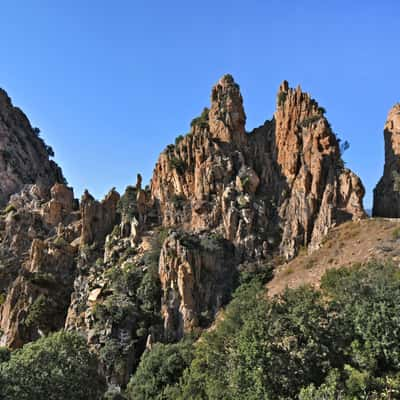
[268,217,400,296]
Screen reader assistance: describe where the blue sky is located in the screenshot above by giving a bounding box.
[0,1,399,208]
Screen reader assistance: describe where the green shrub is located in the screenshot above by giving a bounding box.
[300,115,321,128]
[28,272,57,287]
[174,135,184,146]
[3,204,16,214]
[24,295,59,332]
[0,331,105,400]
[393,226,400,239]
[117,185,137,220]
[278,91,287,106]
[168,157,186,174]
[190,107,209,129]
[0,347,10,363]
[171,261,400,399]
[171,194,186,209]
[126,340,193,400]
[53,236,68,248]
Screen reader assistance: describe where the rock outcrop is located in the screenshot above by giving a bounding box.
[159,232,235,341]
[150,75,366,339]
[269,81,366,256]
[0,184,79,347]
[151,76,366,259]
[0,76,369,390]
[0,88,64,206]
[80,189,120,246]
[373,104,400,217]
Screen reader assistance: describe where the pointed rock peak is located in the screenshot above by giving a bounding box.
[279,80,289,93]
[81,189,94,203]
[373,103,400,218]
[209,74,247,145]
[218,73,238,87]
[0,87,65,206]
[385,103,400,131]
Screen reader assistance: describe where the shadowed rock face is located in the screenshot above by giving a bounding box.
[0,88,64,206]
[373,104,400,217]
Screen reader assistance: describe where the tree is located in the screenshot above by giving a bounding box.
[126,340,193,400]
[0,331,105,400]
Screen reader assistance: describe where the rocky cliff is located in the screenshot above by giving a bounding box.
[151,75,366,259]
[373,104,400,217]
[0,76,367,390]
[150,75,366,340]
[0,88,64,206]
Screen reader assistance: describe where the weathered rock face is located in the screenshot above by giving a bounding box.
[151,76,366,260]
[0,88,64,206]
[0,184,79,347]
[80,189,120,246]
[209,74,247,146]
[150,76,366,338]
[373,104,400,217]
[269,81,366,256]
[0,77,368,390]
[65,183,160,387]
[159,232,235,341]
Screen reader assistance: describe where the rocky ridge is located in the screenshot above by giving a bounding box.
[373,103,400,217]
[0,89,64,206]
[0,77,368,389]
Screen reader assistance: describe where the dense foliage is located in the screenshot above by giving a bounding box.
[2,261,400,399]
[126,261,400,399]
[0,331,105,400]
[126,340,193,400]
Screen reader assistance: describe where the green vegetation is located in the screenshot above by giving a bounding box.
[117,185,138,220]
[300,115,321,128]
[24,294,61,333]
[0,331,105,400]
[393,226,400,240]
[171,194,186,209]
[2,250,399,400]
[3,204,16,214]
[393,171,400,192]
[175,135,185,146]
[278,91,287,106]
[91,228,166,383]
[126,340,193,400]
[168,156,187,175]
[27,271,57,287]
[32,127,41,136]
[45,144,54,157]
[125,261,400,399]
[190,107,209,129]
[338,138,350,155]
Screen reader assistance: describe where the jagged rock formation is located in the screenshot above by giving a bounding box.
[80,189,120,246]
[65,181,160,387]
[150,75,366,339]
[0,76,368,390]
[0,88,64,206]
[0,184,79,347]
[151,76,366,257]
[159,232,235,341]
[373,104,400,217]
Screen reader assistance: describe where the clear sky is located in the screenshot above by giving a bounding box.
[0,1,399,208]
